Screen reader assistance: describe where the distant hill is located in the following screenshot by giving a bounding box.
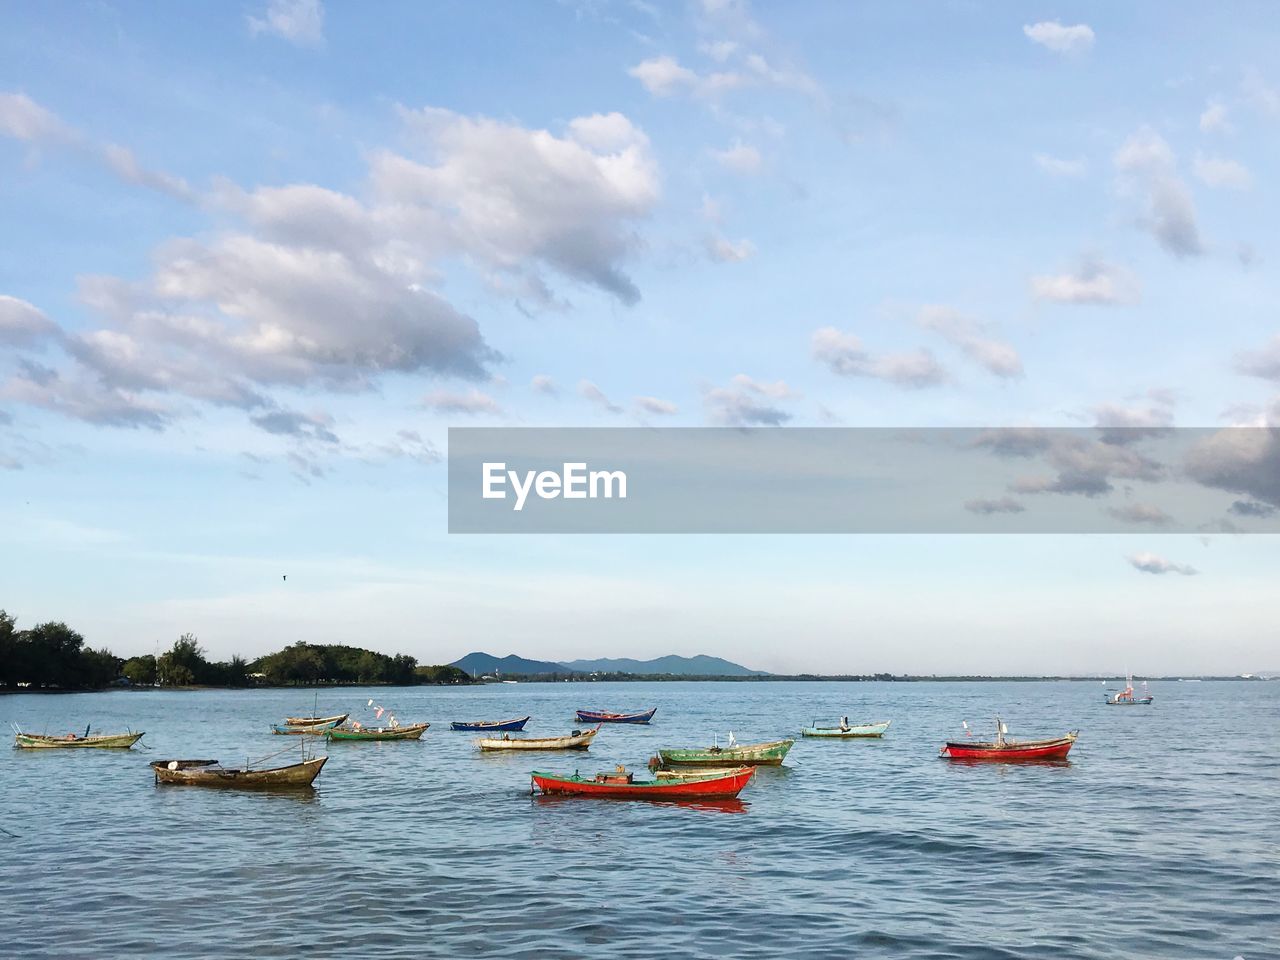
[558,655,768,677]
[451,652,575,677]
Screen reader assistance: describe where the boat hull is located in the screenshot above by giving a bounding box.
[477,727,599,751]
[1104,698,1153,705]
[272,719,342,735]
[325,722,429,741]
[801,721,891,738]
[656,739,794,767]
[15,732,144,749]
[574,708,657,724]
[150,756,327,788]
[940,733,1077,762]
[450,716,531,732]
[283,713,348,727]
[532,767,753,799]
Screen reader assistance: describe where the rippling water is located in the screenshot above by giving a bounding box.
[2,680,1277,958]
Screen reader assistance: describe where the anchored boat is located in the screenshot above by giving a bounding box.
[653,737,794,767]
[450,716,531,732]
[14,729,144,750]
[531,765,754,799]
[801,718,891,738]
[940,718,1077,762]
[477,726,600,751]
[574,707,656,724]
[282,713,348,727]
[271,717,343,735]
[1105,676,1153,706]
[325,722,429,741]
[151,757,327,788]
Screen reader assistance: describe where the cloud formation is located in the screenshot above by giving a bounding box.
[247,0,325,48]
[812,327,948,388]
[1023,21,1095,54]
[1193,153,1252,190]
[579,380,623,414]
[421,389,503,416]
[917,306,1023,379]
[1114,127,1203,257]
[1030,257,1140,305]
[704,374,795,426]
[1128,552,1198,576]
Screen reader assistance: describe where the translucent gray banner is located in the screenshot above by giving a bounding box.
[447,427,1280,534]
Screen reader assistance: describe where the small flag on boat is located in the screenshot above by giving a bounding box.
[962,720,971,737]
[375,706,385,719]
[368,699,374,706]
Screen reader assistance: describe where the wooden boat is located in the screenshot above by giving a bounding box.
[150,757,327,788]
[940,718,1077,762]
[575,707,656,724]
[283,713,348,727]
[271,717,343,735]
[14,730,144,750]
[1104,675,1153,705]
[653,738,794,767]
[476,726,600,751]
[801,719,891,738]
[531,766,753,799]
[450,716,531,732]
[654,766,746,781]
[324,722,429,741]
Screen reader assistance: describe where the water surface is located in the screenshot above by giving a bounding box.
[2,680,1276,958]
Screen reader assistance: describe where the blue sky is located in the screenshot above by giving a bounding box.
[2,1,1278,673]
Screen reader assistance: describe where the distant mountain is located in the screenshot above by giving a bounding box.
[451,652,576,677]
[558,655,768,677]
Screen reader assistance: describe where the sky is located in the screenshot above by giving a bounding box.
[1,0,1278,674]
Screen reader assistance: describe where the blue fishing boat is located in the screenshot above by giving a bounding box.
[271,717,342,735]
[576,707,657,724]
[449,716,531,732]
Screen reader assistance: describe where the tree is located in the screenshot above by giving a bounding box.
[158,633,207,686]
[122,655,157,686]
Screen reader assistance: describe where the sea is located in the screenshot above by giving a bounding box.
[1,680,1276,959]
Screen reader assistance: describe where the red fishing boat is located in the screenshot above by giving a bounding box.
[531,765,754,800]
[940,718,1077,762]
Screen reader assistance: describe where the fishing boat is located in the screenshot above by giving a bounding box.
[653,737,794,767]
[476,726,600,751]
[940,718,1077,762]
[449,716,531,732]
[14,729,144,750]
[282,713,348,727]
[531,765,754,800]
[150,757,327,788]
[324,722,429,741]
[801,718,891,738]
[574,707,657,724]
[654,766,746,781]
[1104,675,1153,706]
[271,717,343,735]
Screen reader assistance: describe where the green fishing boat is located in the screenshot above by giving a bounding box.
[14,730,144,749]
[324,722,429,741]
[653,737,794,767]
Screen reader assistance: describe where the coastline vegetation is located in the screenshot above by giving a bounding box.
[0,610,472,691]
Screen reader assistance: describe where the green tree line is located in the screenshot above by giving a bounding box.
[0,611,471,690]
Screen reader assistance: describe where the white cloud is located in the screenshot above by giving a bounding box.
[0,92,71,142]
[530,374,558,396]
[629,55,705,97]
[1114,127,1203,257]
[1242,68,1280,117]
[704,374,796,425]
[711,141,762,174]
[705,235,756,263]
[1199,100,1232,134]
[1034,153,1087,177]
[1030,257,1140,305]
[421,388,502,416]
[0,295,61,348]
[634,395,678,416]
[1193,153,1252,190]
[1128,551,1198,576]
[1023,21,1095,54]
[917,306,1023,379]
[812,327,949,388]
[579,379,623,414]
[247,0,325,48]
[1235,335,1280,382]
